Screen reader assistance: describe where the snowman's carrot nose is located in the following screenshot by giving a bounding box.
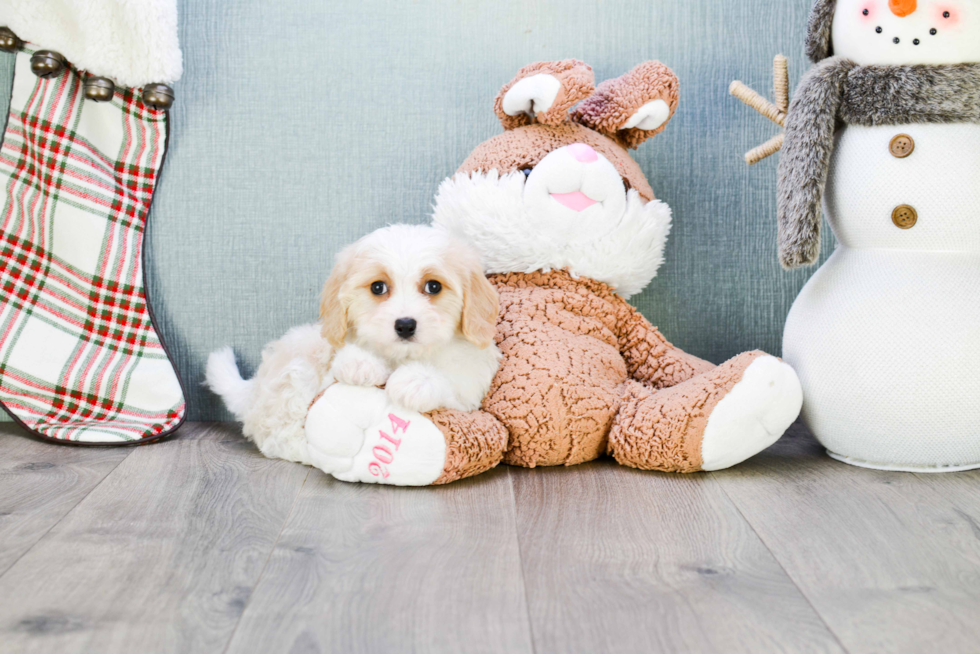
[889,0,917,17]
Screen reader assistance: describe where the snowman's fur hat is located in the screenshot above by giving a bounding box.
[806,0,838,63]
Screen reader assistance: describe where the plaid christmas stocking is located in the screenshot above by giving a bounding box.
[0,50,185,444]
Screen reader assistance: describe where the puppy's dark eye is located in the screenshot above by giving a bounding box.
[370,281,388,296]
[424,280,442,295]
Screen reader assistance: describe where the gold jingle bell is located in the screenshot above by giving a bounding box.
[84,76,116,102]
[0,27,21,52]
[31,50,67,79]
[141,83,175,111]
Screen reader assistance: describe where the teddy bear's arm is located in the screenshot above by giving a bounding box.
[616,301,714,390]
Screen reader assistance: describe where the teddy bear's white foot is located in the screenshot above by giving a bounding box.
[305,384,382,474]
[700,356,803,471]
[305,384,447,486]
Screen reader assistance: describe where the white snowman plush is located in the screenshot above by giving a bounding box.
[778,0,980,470]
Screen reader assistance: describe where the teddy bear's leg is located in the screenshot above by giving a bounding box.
[608,352,802,472]
[425,409,510,485]
[305,384,508,486]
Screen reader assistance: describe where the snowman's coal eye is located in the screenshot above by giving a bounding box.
[876,26,883,33]
[944,11,951,18]
[863,8,870,15]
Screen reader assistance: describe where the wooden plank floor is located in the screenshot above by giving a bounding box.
[1,422,979,654]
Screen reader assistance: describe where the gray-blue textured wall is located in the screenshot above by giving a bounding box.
[0,0,833,420]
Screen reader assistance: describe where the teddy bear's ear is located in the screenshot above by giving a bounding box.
[570,61,680,149]
[494,60,595,130]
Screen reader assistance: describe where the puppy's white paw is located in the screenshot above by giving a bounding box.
[330,345,391,387]
[701,356,803,471]
[385,363,455,413]
[305,384,387,474]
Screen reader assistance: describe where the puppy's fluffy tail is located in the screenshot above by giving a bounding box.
[205,347,255,420]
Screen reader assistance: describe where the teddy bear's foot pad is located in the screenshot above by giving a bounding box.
[306,384,446,486]
[701,356,803,471]
[306,384,378,473]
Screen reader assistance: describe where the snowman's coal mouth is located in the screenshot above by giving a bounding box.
[876,26,937,45]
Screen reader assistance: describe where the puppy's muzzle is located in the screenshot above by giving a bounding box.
[394,318,417,340]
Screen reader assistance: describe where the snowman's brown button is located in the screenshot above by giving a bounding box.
[892,204,918,229]
[889,134,915,158]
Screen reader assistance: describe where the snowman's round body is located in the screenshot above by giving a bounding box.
[781,0,980,470]
[784,122,980,470]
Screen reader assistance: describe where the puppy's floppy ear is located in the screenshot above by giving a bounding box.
[320,250,353,348]
[571,61,680,149]
[461,265,499,350]
[494,59,595,131]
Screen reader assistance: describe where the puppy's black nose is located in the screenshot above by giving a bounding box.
[394,318,417,339]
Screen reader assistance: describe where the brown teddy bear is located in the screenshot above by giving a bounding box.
[300,60,804,486]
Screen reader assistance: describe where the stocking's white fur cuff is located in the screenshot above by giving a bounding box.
[0,0,182,86]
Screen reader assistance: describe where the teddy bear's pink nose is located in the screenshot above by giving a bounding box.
[568,142,598,163]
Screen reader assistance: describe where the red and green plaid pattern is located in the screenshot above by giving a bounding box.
[0,51,185,443]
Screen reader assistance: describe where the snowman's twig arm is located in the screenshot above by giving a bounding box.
[746,133,785,167]
[730,81,785,126]
[774,55,789,114]
[776,58,854,269]
[729,55,791,164]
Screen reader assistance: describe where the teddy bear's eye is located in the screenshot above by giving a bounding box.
[370,281,388,296]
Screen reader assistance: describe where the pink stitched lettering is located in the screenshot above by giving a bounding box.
[373,445,394,465]
[368,415,410,479]
[378,430,402,450]
[368,461,389,478]
[389,413,410,434]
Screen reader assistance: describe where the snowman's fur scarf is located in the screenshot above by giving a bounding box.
[840,63,980,125]
[777,58,980,269]
[431,171,672,300]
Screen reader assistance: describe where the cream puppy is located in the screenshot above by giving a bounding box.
[206,225,500,465]
[320,224,501,412]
